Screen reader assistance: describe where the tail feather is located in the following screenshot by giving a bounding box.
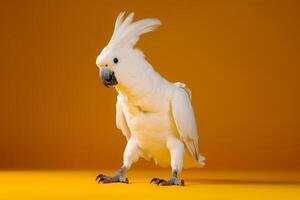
[197,154,206,166]
[184,139,205,167]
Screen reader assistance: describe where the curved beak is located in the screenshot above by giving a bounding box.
[99,68,118,87]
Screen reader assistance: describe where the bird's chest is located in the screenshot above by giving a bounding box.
[122,99,173,137]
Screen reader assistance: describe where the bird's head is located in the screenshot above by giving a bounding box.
[96,12,161,89]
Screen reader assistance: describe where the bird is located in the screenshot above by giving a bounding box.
[95,12,205,186]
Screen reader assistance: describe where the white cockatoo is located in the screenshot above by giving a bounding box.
[96,12,205,186]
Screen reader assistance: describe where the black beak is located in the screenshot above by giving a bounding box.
[100,68,118,87]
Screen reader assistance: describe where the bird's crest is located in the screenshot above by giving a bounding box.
[107,12,161,49]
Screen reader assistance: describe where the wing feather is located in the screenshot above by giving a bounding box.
[116,95,131,140]
[171,84,205,165]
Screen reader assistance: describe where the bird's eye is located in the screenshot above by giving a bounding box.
[113,58,118,64]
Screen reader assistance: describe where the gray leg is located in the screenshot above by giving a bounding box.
[96,166,129,184]
[150,170,184,186]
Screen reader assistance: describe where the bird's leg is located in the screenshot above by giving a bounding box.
[96,166,129,184]
[150,170,184,186]
[151,138,185,186]
[96,138,140,184]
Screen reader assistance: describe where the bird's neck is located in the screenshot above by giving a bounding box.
[115,65,163,103]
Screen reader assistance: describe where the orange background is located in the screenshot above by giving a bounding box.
[0,0,299,171]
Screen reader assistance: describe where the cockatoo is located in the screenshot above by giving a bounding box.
[95,12,205,186]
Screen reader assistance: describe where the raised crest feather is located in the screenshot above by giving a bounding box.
[107,12,161,48]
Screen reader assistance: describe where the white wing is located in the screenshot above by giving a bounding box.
[171,84,205,165]
[116,95,131,140]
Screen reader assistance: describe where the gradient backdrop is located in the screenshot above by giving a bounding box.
[0,0,299,171]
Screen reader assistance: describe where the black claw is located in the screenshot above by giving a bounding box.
[158,179,165,185]
[150,178,165,185]
[124,178,129,184]
[96,174,103,181]
[98,177,104,183]
[150,178,157,184]
[96,174,107,184]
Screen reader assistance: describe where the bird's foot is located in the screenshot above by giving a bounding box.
[150,177,184,186]
[96,173,129,184]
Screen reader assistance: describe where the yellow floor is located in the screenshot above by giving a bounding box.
[1,170,299,200]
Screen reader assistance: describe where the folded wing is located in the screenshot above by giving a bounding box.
[171,85,205,165]
[116,95,131,140]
